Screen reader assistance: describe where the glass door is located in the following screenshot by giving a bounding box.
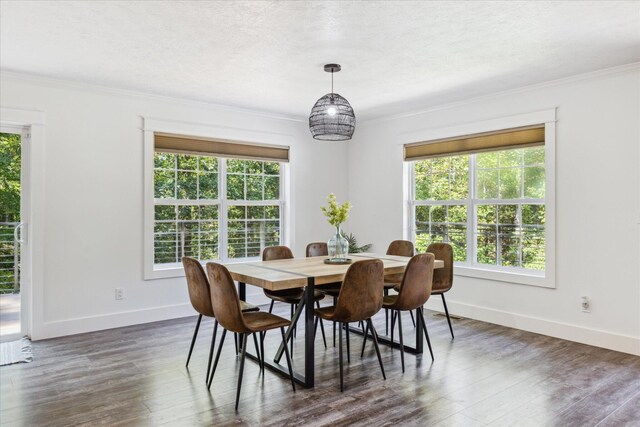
[0,129,24,341]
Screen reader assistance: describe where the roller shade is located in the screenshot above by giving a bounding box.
[154,132,289,162]
[404,124,545,161]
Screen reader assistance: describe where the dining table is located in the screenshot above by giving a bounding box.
[223,252,444,388]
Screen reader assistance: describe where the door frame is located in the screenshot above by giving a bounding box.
[0,107,45,339]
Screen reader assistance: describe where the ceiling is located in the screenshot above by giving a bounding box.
[1,1,639,121]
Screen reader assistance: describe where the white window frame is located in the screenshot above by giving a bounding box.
[404,109,556,288]
[143,118,290,280]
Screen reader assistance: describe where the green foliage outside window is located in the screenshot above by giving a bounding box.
[413,146,545,271]
[227,159,279,201]
[0,133,21,292]
[153,153,282,264]
[0,133,21,222]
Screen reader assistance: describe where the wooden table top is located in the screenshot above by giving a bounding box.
[222,252,444,291]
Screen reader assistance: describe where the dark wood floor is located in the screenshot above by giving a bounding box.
[1,305,639,426]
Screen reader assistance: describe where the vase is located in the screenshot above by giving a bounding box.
[327,225,349,262]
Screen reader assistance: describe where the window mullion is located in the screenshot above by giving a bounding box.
[408,164,415,243]
[173,155,179,263]
[468,154,475,266]
[219,158,228,261]
[279,164,285,249]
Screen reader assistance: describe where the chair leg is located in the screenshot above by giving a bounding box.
[291,304,296,338]
[333,321,337,347]
[235,334,248,411]
[314,316,319,342]
[339,322,344,392]
[390,309,397,345]
[333,296,337,347]
[418,308,435,361]
[260,331,265,373]
[252,333,261,371]
[397,310,405,373]
[206,320,219,382]
[316,301,327,348]
[186,314,202,368]
[234,333,239,355]
[360,319,370,358]
[290,320,294,356]
[345,322,350,363]
[384,288,389,334]
[280,327,296,392]
[268,300,275,313]
[409,309,416,328]
[208,328,227,389]
[441,294,454,339]
[368,319,386,380]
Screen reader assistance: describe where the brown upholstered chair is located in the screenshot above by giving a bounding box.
[306,242,343,346]
[393,243,455,338]
[206,262,295,410]
[182,257,260,381]
[383,240,416,330]
[315,259,386,391]
[425,242,455,339]
[263,246,327,348]
[305,242,341,297]
[379,253,435,372]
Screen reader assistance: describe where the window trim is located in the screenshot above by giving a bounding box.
[403,109,556,288]
[143,117,291,280]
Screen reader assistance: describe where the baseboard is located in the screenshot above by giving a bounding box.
[424,299,640,356]
[32,289,272,341]
[32,303,197,341]
[34,295,639,357]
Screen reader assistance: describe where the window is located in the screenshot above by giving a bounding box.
[405,116,554,287]
[226,159,282,259]
[153,152,221,264]
[146,129,288,276]
[412,146,545,270]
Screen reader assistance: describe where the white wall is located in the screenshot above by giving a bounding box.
[0,74,348,339]
[347,66,640,355]
[2,66,638,355]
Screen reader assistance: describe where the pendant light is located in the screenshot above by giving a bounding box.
[309,64,356,141]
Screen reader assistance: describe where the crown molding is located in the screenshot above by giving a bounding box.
[360,62,640,125]
[2,62,638,127]
[0,70,307,124]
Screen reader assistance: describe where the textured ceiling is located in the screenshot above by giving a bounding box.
[1,1,639,120]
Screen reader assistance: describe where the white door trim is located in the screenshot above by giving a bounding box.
[0,107,46,340]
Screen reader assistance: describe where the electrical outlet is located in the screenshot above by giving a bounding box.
[115,288,124,300]
[581,296,591,313]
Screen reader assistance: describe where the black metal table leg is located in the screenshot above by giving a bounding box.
[271,279,315,388]
[304,277,315,387]
[274,297,305,363]
[238,281,246,302]
[415,308,424,354]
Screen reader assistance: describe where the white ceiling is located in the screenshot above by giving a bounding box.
[1,1,639,121]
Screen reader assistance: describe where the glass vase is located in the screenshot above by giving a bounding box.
[327,225,349,262]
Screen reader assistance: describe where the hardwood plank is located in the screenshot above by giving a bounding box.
[596,390,640,427]
[1,306,638,426]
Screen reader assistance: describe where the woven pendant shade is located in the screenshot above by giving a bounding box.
[309,93,356,141]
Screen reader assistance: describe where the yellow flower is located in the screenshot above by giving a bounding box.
[321,193,352,227]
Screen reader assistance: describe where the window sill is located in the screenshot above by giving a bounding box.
[454,265,554,288]
[145,265,185,280]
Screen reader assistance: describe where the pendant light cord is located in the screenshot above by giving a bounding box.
[331,69,334,94]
